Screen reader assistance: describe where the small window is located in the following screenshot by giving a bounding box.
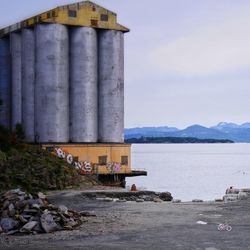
[92,7,96,12]
[52,11,56,17]
[91,19,98,26]
[47,12,51,18]
[99,156,107,165]
[121,156,128,166]
[68,10,77,18]
[100,14,108,22]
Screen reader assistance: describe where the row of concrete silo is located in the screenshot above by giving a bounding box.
[0,24,124,143]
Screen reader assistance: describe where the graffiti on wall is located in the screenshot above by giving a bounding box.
[106,162,121,173]
[53,147,122,174]
[54,147,93,173]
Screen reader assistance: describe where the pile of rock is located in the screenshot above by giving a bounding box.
[80,191,173,202]
[0,189,91,235]
[223,187,248,202]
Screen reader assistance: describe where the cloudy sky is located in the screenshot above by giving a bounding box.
[1,0,250,128]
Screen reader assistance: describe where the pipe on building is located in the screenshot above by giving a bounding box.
[10,32,22,131]
[35,24,69,143]
[98,30,124,143]
[69,27,98,142]
[0,37,11,129]
[21,28,35,142]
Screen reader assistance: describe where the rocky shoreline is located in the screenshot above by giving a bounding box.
[76,190,173,202]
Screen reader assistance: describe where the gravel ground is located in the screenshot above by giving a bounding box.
[1,190,250,250]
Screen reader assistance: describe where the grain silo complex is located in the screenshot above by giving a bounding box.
[0,1,146,186]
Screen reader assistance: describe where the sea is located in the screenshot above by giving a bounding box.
[126,143,250,201]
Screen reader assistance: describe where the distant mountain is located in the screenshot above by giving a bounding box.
[211,122,250,130]
[210,122,250,142]
[124,126,179,139]
[240,122,250,128]
[124,122,250,142]
[210,122,240,130]
[171,125,228,140]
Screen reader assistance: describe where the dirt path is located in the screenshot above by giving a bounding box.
[1,191,250,250]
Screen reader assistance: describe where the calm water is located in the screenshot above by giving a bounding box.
[126,144,250,201]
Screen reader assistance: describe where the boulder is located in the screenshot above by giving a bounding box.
[153,198,162,203]
[8,203,16,217]
[37,192,46,200]
[226,187,240,194]
[215,199,223,202]
[238,191,248,200]
[58,205,68,214]
[159,192,173,201]
[136,199,144,202]
[40,213,60,233]
[20,221,38,233]
[223,194,238,202]
[103,197,113,202]
[0,218,19,232]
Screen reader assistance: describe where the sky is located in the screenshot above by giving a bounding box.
[0,0,250,129]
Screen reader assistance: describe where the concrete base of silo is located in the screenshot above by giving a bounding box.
[42,143,147,187]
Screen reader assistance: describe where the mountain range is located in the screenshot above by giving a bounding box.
[124,122,250,142]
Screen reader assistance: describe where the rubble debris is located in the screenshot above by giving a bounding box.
[159,192,172,201]
[223,187,249,202]
[0,189,92,235]
[84,191,173,202]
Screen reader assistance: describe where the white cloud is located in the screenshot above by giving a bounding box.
[150,5,250,76]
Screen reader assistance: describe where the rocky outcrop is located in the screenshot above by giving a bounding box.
[0,189,94,235]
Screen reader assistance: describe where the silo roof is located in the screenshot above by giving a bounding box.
[0,1,129,38]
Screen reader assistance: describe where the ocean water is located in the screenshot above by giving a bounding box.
[126,144,250,201]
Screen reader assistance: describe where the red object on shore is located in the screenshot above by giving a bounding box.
[131,184,137,192]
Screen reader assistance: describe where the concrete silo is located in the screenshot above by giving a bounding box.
[98,30,124,143]
[10,32,22,130]
[21,28,35,142]
[35,24,69,143]
[70,27,98,142]
[0,37,11,129]
[0,1,147,186]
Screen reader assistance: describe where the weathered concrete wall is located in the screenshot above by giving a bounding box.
[10,32,22,130]
[0,37,11,129]
[35,24,69,143]
[98,30,124,143]
[69,27,98,142]
[21,28,35,142]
